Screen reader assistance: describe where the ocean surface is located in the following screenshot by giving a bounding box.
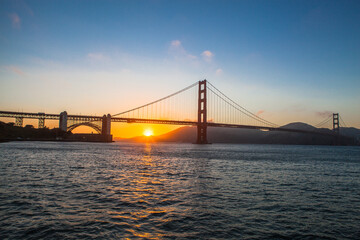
[1,141,360,239]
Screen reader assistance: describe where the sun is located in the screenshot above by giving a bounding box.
[143,129,153,137]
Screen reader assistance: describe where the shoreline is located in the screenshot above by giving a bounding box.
[2,138,358,146]
[0,138,114,143]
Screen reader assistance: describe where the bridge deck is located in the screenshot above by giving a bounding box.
[0,110,336,137]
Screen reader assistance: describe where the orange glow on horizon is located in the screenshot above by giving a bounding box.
[54,123,180,138]
[112,123,179,139]
[143,129,153,137]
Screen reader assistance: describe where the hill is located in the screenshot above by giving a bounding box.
[118,122,360,146]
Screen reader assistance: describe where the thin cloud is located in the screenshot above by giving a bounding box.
[171,40,181,47]
[201,50,214,62]
[87,53,110,62]
[256,110,265,116]
[5,65,25,76]
[9,13,21,28]
[216,68,223,75]
[168,40,220,70]
[315,111,332,118]
[168,40,198,61]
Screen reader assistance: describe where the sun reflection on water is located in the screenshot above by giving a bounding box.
[107,143,173,239]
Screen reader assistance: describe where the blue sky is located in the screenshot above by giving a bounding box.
[1,0,359,128]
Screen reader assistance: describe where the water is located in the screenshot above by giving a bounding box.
[1,142,360,239]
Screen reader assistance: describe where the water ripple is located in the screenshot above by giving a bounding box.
[1,142,360,239]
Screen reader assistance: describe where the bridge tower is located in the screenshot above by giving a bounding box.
[59,111,68,131]
[196,80,208,144]
[333,113,340,145]
[333,113,339,134]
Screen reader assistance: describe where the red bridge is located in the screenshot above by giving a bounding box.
[0,80,345,143]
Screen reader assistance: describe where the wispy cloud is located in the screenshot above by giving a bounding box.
[169,40,198,61]
[169,40,219,67]
[315,110,332,118]
[9,13,21,29]
[201,50,214,62]
[87,53,110,62]
[4,65,25,76]
[215,68,223,75]
[168,40,222,75]
[256,110,265,116]
[171,40,181,47]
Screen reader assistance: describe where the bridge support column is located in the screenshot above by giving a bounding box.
[102,114,112,142]
[15,117,23,127]
[59,111,68,132]
[196,80,208,144]
[333,113,339,133]
[38,118,45,128]
[333,113,340,145]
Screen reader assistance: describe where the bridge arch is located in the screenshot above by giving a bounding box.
[67,122,102,134]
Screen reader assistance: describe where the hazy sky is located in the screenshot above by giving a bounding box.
[1,0,359,134]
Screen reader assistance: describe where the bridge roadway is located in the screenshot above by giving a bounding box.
[0,110,336,137]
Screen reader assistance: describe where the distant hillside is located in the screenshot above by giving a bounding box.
[280,122,318,131]
[339,127,360,139]
[118,122,360,146]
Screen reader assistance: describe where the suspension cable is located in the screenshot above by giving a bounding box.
[113,82,198,116]
[207,87,277,127]
[207,81,278,127]
[314,115,332,128]
[339,116,347,128]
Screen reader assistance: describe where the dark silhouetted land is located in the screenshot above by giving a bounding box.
[0,121,110,142]
[117,122,360,146]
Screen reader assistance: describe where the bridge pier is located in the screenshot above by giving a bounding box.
[196,80,208,144]
[37,112,45,128]
[38,118,45,128]
[59,111,68,132]
[102,114,112,142]
[15,117,23,127]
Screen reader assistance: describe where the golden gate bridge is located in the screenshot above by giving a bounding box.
[0,80,347,143]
